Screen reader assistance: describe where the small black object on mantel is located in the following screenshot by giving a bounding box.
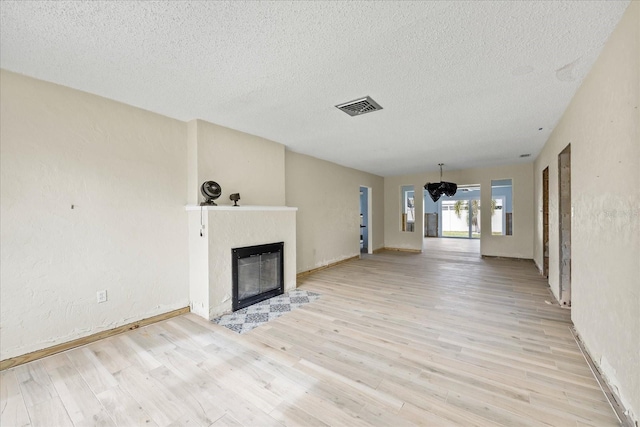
[230,193,241,207]
[200,181,222,206]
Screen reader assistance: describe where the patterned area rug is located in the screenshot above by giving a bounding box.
[212,290,320,334]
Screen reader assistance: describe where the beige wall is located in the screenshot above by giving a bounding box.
[285,151,384,273]
[533,2,639,420]
[189,120,286,207]
[0,70,190,360]
[384,173,425,251]
[385,163,534,258]
[0,70,385,361]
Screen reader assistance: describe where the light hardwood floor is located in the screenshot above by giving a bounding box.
[1,239,619,426]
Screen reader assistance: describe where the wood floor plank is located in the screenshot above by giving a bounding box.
[95,385,159,427]
[0,370,31,427]
[114,365,188,426]
[530,392,620,426]
[65,347,119,396]
[89,339,132,374]
[268,402,331,427]
[398,401,469,426]
[47,363,115,426]
[444,391,540,427]
[0,239,619,426]
[0,394,32,427]
[14,361,58,408]
[25,397,73,427]
[209,413,244,427]
[148,364,226,426]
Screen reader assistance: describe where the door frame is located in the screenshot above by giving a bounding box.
[360,186,373,254]
[558,145,571,306]
[543,167,549,278]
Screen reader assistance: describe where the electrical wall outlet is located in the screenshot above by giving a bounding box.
[97,290,107,303]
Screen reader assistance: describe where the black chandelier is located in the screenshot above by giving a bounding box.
[424,163,457,202]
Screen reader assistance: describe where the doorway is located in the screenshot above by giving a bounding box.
[360,186,372,254]
[543,167,549,278]
[558,145,571,306]
[438,185,481,239]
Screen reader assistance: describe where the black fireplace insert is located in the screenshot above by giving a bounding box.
[232,242,284,311]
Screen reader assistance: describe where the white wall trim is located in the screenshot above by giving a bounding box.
[185,205,298,212]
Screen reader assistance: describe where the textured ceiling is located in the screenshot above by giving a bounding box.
[0,1,630,176]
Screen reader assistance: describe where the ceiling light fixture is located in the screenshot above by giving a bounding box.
[424,163,457,202]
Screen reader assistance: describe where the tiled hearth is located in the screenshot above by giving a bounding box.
[212,290,319,334]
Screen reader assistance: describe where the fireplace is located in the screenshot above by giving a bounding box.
[232,242,284,311]
[186,205,296,319]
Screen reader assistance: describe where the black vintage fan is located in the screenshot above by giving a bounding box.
[200,181,222,206]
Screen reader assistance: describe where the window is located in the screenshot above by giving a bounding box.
[401,185,415,232]
[491,179,513,235]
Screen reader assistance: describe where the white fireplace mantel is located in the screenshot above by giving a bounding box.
[185,205,298,212]
[186,204,297,319]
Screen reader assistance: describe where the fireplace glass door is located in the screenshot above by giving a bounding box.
[232,242,284,311]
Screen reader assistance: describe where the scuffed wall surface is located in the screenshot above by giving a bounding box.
[285,151,384,273]
[533,2,639,420]
[187,212,210,318]
[384,163,534,257]
[0,71,190,360]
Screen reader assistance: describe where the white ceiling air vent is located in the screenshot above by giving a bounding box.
[335,96,383,117]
